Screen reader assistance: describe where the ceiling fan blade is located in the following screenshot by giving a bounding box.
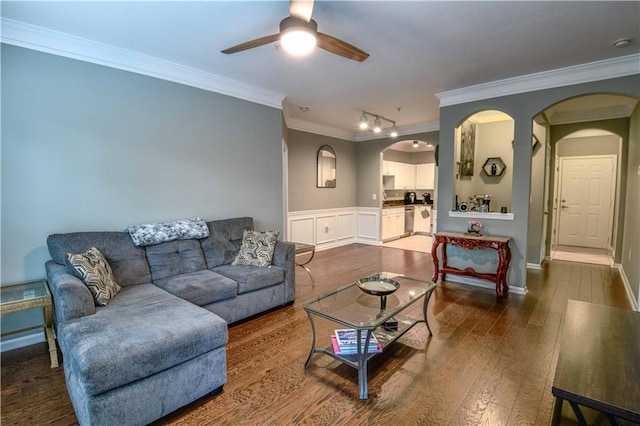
[290,0,314,22]
[221,34,280,54]
[317,32,369,62]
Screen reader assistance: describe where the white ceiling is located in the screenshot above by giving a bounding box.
[2,1,639,140]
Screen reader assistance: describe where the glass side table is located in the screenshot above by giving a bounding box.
[292,242,316,283]
[0,280,59,368]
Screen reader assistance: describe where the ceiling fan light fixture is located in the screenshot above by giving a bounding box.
[280,17,317,56]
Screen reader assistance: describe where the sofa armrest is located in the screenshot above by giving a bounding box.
[272,241,295,303]
[46,261,96,328]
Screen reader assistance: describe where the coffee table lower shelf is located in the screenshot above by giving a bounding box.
[309,315,425,370]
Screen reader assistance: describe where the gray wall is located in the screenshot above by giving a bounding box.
[286,129,356,211]
[1,45,284,337]
[622,104,639,303]
[437,75,639,292]
[557,134,620,156]
[527,120,548,265]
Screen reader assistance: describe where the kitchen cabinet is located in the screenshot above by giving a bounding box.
[382,160,397,176]
[382,161,415,189]
[382,160,434,190]
[413,205,432,234]
[381,207,405,240]
[395,162,416,189]
[416,163,435,189]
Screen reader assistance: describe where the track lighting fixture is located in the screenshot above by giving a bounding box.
[413,140,419,148]
[359,113,369,129]
[373,118,382,133]
[357,111,398,138]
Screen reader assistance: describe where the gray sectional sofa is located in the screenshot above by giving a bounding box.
[45,217,295,426]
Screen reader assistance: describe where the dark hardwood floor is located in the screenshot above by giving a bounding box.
[1,243,634,425]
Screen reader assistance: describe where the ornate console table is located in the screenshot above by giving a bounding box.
[431,231,511,297]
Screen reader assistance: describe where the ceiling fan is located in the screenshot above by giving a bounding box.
[221,0,369,62]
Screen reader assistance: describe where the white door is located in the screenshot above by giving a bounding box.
[557,156,615,248]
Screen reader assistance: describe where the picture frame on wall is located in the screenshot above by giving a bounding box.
[459,121,475,176]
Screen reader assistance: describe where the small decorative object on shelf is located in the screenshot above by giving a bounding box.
[466,220,483,235]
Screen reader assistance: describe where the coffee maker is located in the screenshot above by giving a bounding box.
[404,192,416,204]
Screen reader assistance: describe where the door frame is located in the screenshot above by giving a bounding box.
[552,154,617,251]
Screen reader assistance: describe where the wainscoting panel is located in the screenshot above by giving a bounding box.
[289,216,315,245]
[288,207,381,250]
[337,213,356,241]
[316,215,338,245]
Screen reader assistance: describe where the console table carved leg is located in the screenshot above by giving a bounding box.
[431,240,440,282]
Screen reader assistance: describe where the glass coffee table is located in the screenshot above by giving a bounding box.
[303,272,437,399]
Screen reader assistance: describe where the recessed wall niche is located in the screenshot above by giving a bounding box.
[453,110,514,213]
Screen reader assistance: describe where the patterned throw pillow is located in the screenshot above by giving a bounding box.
[231,230,279,267]
[125,217,209,247]
[66,247,121,306]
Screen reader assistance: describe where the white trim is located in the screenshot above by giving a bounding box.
[612,264,639,311]
[443,275,527,295]
[1,18,285,109]
[437,54,640,106]
[526,263,542,270]
[0,331,45,353]
[448,211,515,221]
[285,116,354,141]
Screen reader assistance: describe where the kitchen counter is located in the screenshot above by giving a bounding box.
[383,200,433,207]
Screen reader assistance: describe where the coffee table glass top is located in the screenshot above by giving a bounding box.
[304,272,436,329]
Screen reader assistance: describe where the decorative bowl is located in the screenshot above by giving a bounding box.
[356,276,400,296]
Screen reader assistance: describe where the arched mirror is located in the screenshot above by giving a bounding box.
[317,145,336,188]
[453,110,514,213]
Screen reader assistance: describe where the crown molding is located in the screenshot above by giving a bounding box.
[354,120,440,142]
[285,116,355,141]
[1,18,285,109]
[436,54,640,107]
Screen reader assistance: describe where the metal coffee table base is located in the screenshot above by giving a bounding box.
[304,283,435,399]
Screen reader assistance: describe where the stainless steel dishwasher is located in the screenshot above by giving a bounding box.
[404,205,415,235]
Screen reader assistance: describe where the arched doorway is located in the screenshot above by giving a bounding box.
[529,93,639,267]
[380,139,436,252]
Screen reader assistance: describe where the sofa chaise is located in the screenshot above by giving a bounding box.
[45,217,295,425]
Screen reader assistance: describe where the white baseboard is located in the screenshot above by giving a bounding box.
[0,331,45,352]
[527,262,542,270]
[444,275,527,295]
[612,263,639,311]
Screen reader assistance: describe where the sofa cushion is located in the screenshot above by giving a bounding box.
[125,217,209,247]
[213,264,285,294]
[145,240,207,281]
[48,232,151,287]
[200,217,253,269]
[66,247,121,306]
[154,269,237,306]
[57,283,227,397]
[231,230,279,267]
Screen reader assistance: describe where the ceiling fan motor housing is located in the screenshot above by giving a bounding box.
[280,16,318,35]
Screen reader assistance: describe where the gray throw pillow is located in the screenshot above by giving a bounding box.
[231,230,279,267]
[66,247,121,306]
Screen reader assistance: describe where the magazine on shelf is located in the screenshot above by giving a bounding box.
[331,335,382,355]
[334,329,381,353]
